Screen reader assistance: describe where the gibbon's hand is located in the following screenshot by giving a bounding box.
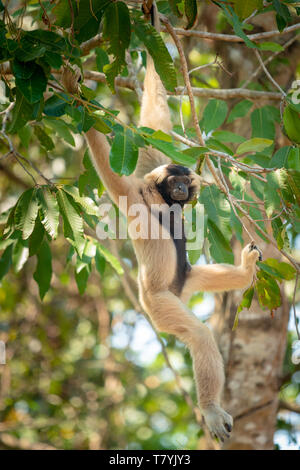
[241,241,262,268]
[202,404,233,443]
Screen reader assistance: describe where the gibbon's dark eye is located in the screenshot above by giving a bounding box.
[167,175,177,186]
[183,176,191,185]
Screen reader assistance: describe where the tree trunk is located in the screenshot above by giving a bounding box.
[211,244,290,450]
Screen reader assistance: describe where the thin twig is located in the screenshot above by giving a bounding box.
[254,49,287,97]
[242,34,299,89]
[292,272,300,340]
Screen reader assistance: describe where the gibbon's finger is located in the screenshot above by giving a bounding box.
[249,243,263,261]
[225,422,233,433]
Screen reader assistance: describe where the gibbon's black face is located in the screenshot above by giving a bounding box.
[156,165,196,206]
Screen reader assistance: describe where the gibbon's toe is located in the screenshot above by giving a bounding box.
[202,404,233,443]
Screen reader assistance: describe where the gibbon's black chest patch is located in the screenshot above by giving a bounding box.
[158,207,191,296]
[155,165,193,295]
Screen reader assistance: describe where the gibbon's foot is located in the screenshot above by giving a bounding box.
[202,404,233,443]
[61,65,82,95]
[242,241,262,266]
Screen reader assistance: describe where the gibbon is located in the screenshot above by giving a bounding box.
[62,11,262,442]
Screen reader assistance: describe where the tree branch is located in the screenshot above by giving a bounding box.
[278,400,300,414]
[161,23,300,43]
[79,23,300,56]
[82,69,282,100]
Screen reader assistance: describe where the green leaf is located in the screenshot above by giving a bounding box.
[256,270,281,310]
[273,0,291,31]
[182,147,209,159]
[0,244,13,282]
[28,217,45,257]
[12,239,29,272]
[151,130,173,142]
[271,217,284,250]
[18,125,32,148]
[33,240,52,300]
[219,3,257,48]
[77,108,96,133]
[75,263,90,294]
[146,137,196,166]
[96,243,123,275]
[78,150,102,196]
[75,0,111,43]
[251,106,279,139]
[285,169,300,206]
[227,100,252,123]
[95,248,106,276]
[62,186,100,216]
[201,99,228,133]
[169,0,183,17]
[233,0,263,20]
[258,41,284,52]
[95,47,109,73]
[110,128,138,175]
[199,185,231,238]
[233,286,254,330]
[44,118,75,147]
[36,187,59,239]
[103,1,131,91]
[54,0,110,43]
[270,146,291,168]
[93,115,112,134]
[207,219,233,264]
[8,89,34,133]
[258,258,296,281]
[133,15,177,92]
[14,189,39,240]
[34,125,55,151]
[22,189,39,240]
[264,172,281,217]
[15,62,47,104]
[236,138,273,155]
[44,94,69,117]
[184,0,197,29]
[44,51,63,69]
[212,130,246,144]
[283,105,300,144]
[57,189,85,257]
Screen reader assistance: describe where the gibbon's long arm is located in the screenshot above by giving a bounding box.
[84,128,139,207]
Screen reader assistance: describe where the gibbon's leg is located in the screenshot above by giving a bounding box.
[181,243,261,303]
[139,55,172,133]
[141,288,233,441]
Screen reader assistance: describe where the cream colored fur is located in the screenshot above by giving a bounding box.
[64,9,261,441]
